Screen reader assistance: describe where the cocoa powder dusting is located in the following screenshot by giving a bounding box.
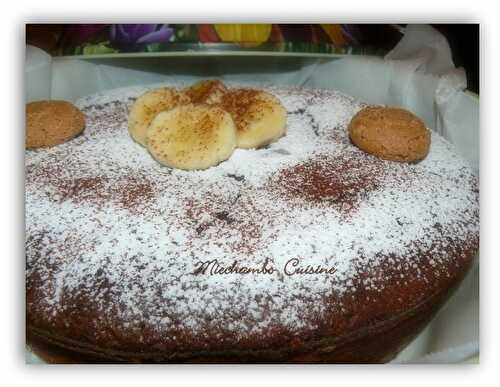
[118,176,155,209]
[58,177,110,203]
[186,80,226,104]
[270,153,385,212]
[56,175,155,211]
[221,89,265,132]
[197,111,219,137]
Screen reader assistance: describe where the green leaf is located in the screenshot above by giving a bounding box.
[145,43,161,52]
[82,41,117,55]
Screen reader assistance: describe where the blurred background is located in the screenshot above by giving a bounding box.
[26,24,479,93]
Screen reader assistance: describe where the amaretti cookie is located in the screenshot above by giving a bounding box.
[26,100,85,149]
[348,106,430,162]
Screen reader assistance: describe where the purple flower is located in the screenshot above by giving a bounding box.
[110,24,173,51]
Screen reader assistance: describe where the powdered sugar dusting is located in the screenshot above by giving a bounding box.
[26,84,479,345]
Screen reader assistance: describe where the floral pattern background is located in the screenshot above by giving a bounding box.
[27,24,367,56]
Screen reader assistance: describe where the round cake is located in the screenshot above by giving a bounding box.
[25,84,479,363]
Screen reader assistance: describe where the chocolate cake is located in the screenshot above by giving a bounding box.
[25,85,479,363]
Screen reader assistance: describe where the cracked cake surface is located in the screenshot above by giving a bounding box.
[25,84,479,360]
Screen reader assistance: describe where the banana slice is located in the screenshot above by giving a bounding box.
[183,79,227,105]
[220,89,287,149]
[146,104,237,171]
[128,87,190,146]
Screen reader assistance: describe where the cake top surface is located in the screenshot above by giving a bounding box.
[26,84,479,346]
